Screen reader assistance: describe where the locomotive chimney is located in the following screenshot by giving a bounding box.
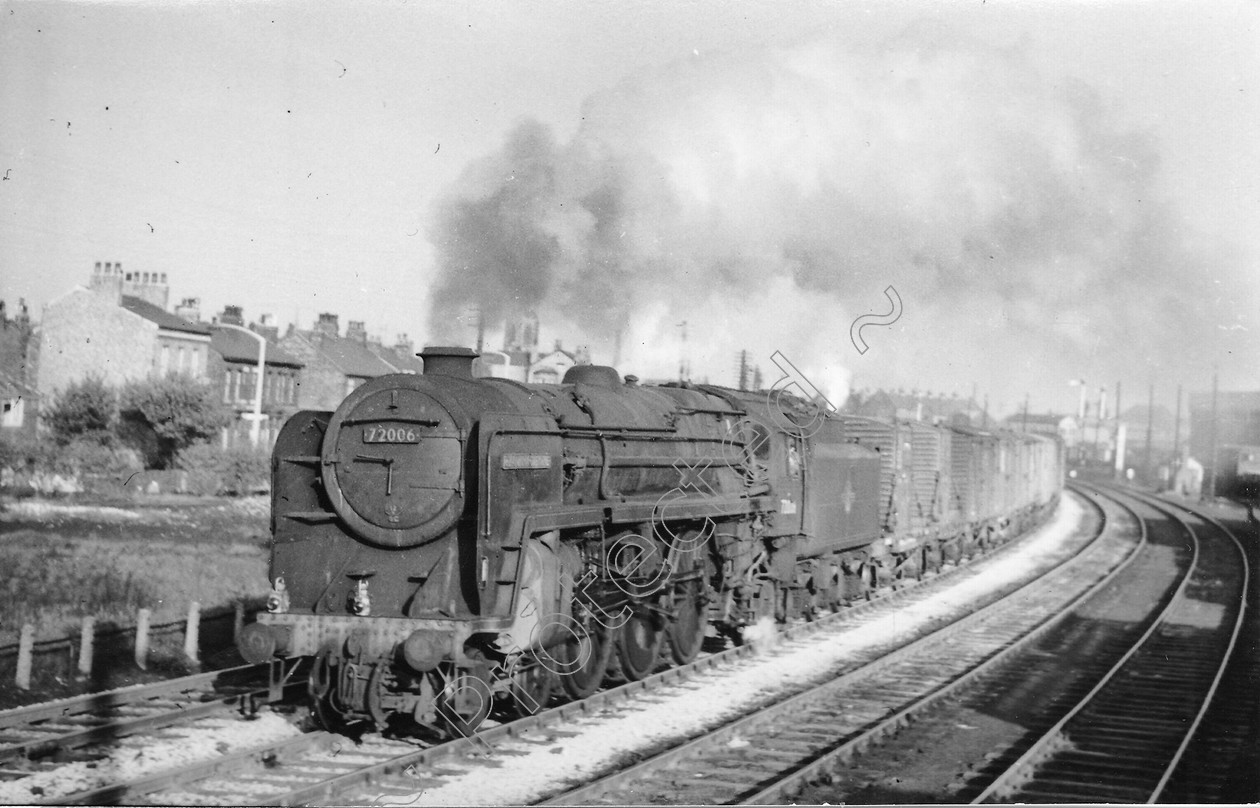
[420,346,478,378]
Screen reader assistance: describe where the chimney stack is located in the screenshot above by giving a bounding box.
[314,313,340,339]
[89,260,124,303]
[218,305,245,326]
[175,297,202,322]
[120,262,170,309]
[346,320,367,344]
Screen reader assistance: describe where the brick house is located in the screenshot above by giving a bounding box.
[36,263,211,414]
[208,306,305,448]
[279,314,423,411]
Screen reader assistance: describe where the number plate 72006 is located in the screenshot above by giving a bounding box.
[363,426,420,443]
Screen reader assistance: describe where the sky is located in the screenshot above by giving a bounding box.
[2,0,1257,419]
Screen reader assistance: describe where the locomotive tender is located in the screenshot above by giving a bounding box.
[238,347,1062,735]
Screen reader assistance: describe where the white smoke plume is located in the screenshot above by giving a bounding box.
[427,24,1256,407]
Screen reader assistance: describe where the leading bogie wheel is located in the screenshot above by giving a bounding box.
[435,667,493,739]
[505,658,556,717]
[308,649,352,733]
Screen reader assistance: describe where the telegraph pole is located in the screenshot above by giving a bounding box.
[1114,381,1123,479]
[1172,383,1183,475]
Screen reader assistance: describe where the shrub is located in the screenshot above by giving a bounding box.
[0,432,52,496]
[49,439,144,478]
[120,375,230,468]
[0,431,49,473]
[45,375,117,446]
[176,442,271,496]
[1,434,143,497]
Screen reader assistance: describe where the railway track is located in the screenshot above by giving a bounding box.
[0,663,273,775]
[539,485,1140,805]
[974,486,1251,804]
[9,496,1084,805]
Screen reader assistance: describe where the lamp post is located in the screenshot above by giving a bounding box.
[217,323,266,447]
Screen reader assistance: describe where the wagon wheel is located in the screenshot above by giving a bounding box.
[615,607,664,681]
[506,658,556,717]
[667,580,707,665]
[926,544,944,574]
[554,620,613,700]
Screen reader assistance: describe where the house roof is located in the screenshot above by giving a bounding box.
[210,327,303,367]
[534,348,576,363]
[367,342,424,374]
[297,332,405,378]
[120,296,210,336]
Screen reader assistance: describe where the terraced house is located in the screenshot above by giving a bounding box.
[207,305,305,449]
[36,263,211,412]
[279,313,423,411]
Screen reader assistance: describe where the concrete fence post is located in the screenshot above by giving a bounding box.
[16,624,34,690]
[78,616,95,677]
[184,601,200,666]
[135,608,151,670]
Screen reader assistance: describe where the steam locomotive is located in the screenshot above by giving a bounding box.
[237,347,1062,736]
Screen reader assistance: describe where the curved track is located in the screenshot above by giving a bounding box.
[974,486,1251,804]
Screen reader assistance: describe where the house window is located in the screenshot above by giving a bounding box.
[223,370,232,403]
[2,397,22,428]
[160,345,170,375]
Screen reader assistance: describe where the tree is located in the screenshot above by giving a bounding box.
[46,375,117,446]
[119,375,230,468]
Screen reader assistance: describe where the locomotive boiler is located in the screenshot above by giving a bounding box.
[238,346,1060,737]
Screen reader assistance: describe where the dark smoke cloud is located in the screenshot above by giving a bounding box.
[426,24,1256,407]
